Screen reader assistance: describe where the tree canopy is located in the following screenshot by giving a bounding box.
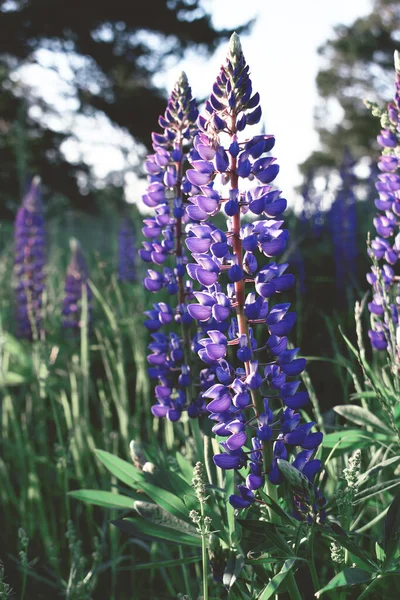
[0,0,251,218]
[300,0,399,187]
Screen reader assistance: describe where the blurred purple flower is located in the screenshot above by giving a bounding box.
[62,239,92,332]
[13,176,46,339]
[118,216,137,282]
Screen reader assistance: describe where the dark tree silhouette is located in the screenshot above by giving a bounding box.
[299,0,399,189]
[0,0,252,218]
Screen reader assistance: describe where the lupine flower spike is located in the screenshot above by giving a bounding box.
[367,50,400,361]
[62,239,92,332]
[140,72,213,420]
[118,216,137,282]
[14,176,46,339]
[185,33,325,521]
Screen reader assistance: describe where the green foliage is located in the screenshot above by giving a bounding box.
[1,212,400,598]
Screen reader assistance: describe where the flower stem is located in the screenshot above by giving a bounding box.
[200,502,209,600]
[308,525,320,593]
[286,572,302,600]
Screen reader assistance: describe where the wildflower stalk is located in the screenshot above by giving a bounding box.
[227,112,278,513]
[191,463,211,600]
[186,32,325,528]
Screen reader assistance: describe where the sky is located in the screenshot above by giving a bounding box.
[151,0,373,211]
[18,0,374,211]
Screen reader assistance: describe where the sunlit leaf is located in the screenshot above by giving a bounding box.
[257,558,296,599]
[315,568,373,597]
[69,489,140,508]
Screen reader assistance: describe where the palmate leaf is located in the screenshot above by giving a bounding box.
[258,490,295,525]
[354,479,400,504]
[237,520,293,557]
[222,553,245,590]
[95,449,191,522]
[257,558,296,600]
[95,449,146,489]
[68,489,141,508]
[327,524,377,572]
[358,455,400,486]
[128,555,200,571]
[322,430,389,452]
[112,516,201,546]
[333,405,393,434]
[315,568,373,597]
[133,478,190,523]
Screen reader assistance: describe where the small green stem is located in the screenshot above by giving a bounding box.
[308,526,320,593]
[356,576,381,600]
[178,545,191,597]
[200,503,208,600]
[191,417,204,463]
[286,571,302,600]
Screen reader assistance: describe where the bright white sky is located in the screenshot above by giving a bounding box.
[18,0,374,210]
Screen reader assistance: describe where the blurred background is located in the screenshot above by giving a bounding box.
[1,1,400,597]
[0,0,398,379]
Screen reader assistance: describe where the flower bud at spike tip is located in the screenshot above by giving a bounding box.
[395,50,400,74]
[229,32,242,62]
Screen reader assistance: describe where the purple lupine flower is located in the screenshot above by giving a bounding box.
[62,239,92,332]
[118,216,137,282]
[367,51,400,356]
[184,33,324,520]
[329,148,358,301]
[13,176,46,339]
[140,72,213,421]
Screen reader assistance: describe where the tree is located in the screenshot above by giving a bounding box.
[300,0,399,184]
[0,0,251,218]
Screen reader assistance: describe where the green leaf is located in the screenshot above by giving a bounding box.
[257,559,296,600]
[2,372,28,385]
[95,449,145,489]
[375,543,386,563]
[134,479,190,522]
[237,520,293,556]
[112,517,201,546]
[134,501,198,534]
[384,488,400,566]
[222,553,244,590]
[322,430,389,452]
[258,490,295,525]
[175,451,194,484]
[129,555,200,571]
[68,489,140,509]
[358,456,400,486]
[315,568,373,597]
[327,524,377,572]
[333,405,392,434]
[355,479,400,504]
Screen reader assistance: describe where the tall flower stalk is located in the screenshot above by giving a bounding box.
[13,176,46,340]
[185,33,325,522]
[140,73,210,422]
[366,52,400,369]
[62,239,92,333]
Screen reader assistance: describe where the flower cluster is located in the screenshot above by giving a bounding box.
[140,72,209,420]
[13,176,46,339]
[62,239,92,332]
[118,216,137,282]
[329,148,358,300]
[367,51,400,354]
[183,33,325,519]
